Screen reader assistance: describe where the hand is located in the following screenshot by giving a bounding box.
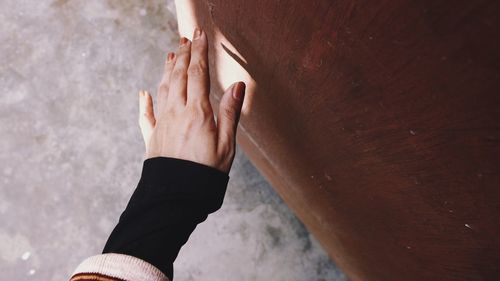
[138,28,245,174]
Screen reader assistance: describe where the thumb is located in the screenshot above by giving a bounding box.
[217,82,245,152]
[138,90,156,150]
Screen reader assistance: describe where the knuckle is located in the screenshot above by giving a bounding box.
[177,48,190,59]
[192,40,207,51]
[160,104,177,119]
[188,106,201,118]
[188,104,209,121]
[197,100,213,115]
[171,67,187,80]
[158,84,169,94]
[219,142,235,159]
[185,106,213,129]
[165,104,179,116]
[221,106,236,122]
[187,62,207,77]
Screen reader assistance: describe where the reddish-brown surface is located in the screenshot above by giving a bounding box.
[177,1,500,280]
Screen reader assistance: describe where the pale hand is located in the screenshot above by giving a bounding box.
[138,28,245,174]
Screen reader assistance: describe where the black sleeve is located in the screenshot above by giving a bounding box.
[102,157,229,281]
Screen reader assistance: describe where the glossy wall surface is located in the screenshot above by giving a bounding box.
[176,0,500,280]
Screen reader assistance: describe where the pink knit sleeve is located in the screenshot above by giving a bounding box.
[70,253,169,281]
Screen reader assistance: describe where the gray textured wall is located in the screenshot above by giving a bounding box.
[0,0,345,280]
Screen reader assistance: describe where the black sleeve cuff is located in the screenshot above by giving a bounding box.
[139,157,229,213]
[102,157,230,280]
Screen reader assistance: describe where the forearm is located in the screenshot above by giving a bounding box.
[70,27,244,281]
[70,157,229,281]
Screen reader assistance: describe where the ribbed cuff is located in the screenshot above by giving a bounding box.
[71,253,168,281]
[140,157,230,213]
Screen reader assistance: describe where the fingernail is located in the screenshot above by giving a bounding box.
[193,27,202,39]
[167,52,175,62]
[179,37,188,45]
[232,82,246,101]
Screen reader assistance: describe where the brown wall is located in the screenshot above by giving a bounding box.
[176,1,500,280]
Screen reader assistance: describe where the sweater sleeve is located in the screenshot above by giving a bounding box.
[70,157,229,281]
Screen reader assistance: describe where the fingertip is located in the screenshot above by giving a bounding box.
[193,27,207,41]
[193,27,202,40]
[179,36,191,47]
[139,91,146,106]
[232,82,246,101]
[167,52,175,63]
